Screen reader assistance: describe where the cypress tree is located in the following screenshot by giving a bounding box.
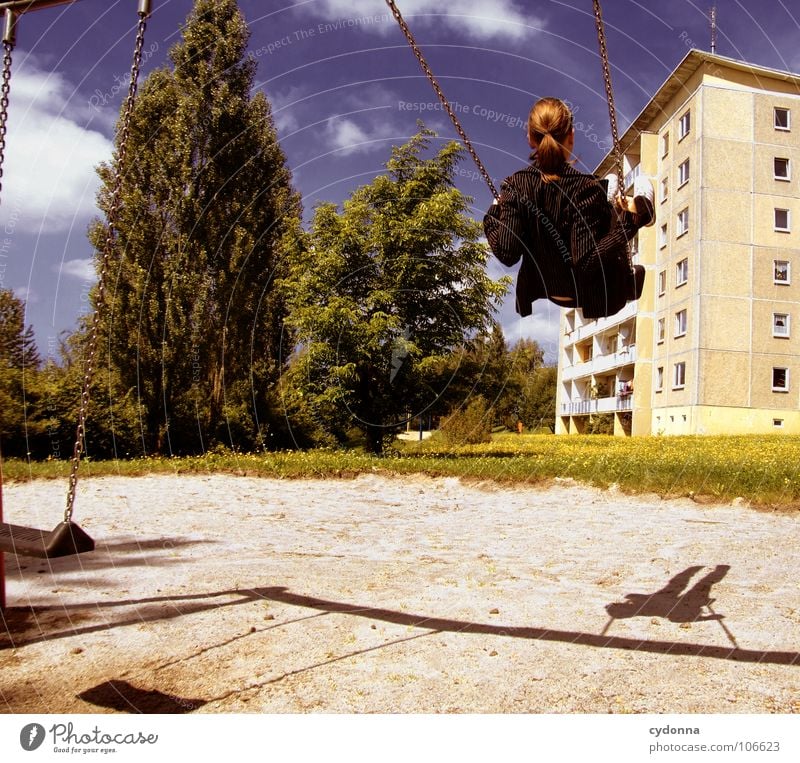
[89,0,301,454]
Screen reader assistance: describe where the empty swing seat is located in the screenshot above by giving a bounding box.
[0,521,95,559]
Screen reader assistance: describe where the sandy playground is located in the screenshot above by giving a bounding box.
[1,472,799,714]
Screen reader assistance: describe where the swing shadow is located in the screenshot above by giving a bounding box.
[605,565,731,623]
[6,536,218,575]
[3,584,799,667]
[76,680,207,714]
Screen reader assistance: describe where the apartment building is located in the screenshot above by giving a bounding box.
[556,49,800,436]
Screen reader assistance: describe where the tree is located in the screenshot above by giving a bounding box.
[521,364,557,432]
[285,129,509,453]
[427,321,511,429]
[89,0,301,455]
[0,289,41,456]
[32,330,144,462]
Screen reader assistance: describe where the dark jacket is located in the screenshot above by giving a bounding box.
[483,158,640,319]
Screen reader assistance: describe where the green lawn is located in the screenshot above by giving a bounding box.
[2,433,799,508]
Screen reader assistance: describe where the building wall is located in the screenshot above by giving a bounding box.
[556,54,800,437]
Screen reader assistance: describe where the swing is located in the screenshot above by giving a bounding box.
[0,0,152,559]
[384,0,641,315]
[384,0,627,208]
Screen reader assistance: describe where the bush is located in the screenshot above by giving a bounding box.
[587,413,615,435]
[440,395,493,445]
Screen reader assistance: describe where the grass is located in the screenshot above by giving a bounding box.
[2,433,800,508]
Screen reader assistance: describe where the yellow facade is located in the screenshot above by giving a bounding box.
[556,50,800,436]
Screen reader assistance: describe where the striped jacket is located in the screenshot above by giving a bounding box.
[483,157,641,319]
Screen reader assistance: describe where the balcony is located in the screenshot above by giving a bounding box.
[563,301,638,344]
[560,395,633,416]
[561,344,637,382]
[624,163,641,193]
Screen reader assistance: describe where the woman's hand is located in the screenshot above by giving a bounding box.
[614,194,638,214]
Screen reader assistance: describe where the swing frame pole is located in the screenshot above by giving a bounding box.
[0,1,81,12]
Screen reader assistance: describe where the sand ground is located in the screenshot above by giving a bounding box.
[1,473,799,714]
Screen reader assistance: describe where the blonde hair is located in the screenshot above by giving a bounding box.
[528,97,574,182]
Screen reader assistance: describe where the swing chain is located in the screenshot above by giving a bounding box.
[384,0,499,200]
[64,10,149,524]
[592,0,624,193]
[0,40,12,202]
[592,0,635,270]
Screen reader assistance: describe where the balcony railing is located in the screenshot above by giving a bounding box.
[560,395,633,416]
[624,163,641,193]
[561,345,637,381]
[563,301,638,343]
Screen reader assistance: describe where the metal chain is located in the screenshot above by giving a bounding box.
[64,11,148,523]
[592,0,635,269]
[384,0,499,199]
[592,0,624,193]
[0,41,13,205]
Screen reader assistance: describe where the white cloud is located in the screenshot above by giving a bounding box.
[268,84,308,135]
[310,0,543,42]
[0,65,113,234]
[13,286,38,304]
[268,82,398,140]
[501,308,560,363]
[58,258,97,282]
[486,252,560,363]
[326,116,396,155]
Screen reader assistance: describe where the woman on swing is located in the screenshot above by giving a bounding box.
[484,97,654,320]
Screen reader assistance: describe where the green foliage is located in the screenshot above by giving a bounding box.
[46,331,145,460]
[587,412,615,435]
[0,288,39,369]
[88,0,301,455]
[6,434,800,508]
[517,363,557,432]
[440,332,555,433]
[0,289,42,456]
[285,129,509,453]
[439,395,493,445]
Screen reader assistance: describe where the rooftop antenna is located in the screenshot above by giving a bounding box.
[709,5,717,54]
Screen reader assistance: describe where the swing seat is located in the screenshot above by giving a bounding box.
[0,521,95,559]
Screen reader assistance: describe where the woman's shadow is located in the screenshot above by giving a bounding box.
[601,565,737,645]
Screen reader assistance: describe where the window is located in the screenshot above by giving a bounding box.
[774,418,785,428]
[773,312,791,337]
[658,270,666,295]
[657,317,665,344]
[775,208,791,232]
[774,107,791,131]
[662,131,670,158]
[774,157,791,181]
[675,309,687,337]
[678,159,690,187]
[772,367,789,392]
[676,258,688,286]
[677,208,689,237]
[673,362,686,389]
[774,260,791,284]
[656,366,664,392]
[659,223,668,248]
[678,110,691,139]
[660,176,669,203]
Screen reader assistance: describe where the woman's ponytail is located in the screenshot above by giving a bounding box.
[528,97,574,182]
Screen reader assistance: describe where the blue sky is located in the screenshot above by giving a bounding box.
[3,0,800,364]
